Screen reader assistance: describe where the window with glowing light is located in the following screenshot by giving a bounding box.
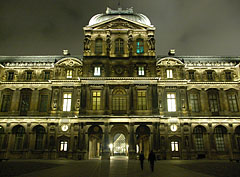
[167,69,173,79]
[66,70,72,78]
[171,141,179,151]
[60,141,68,152]
[63,93,72,111]
[138,66,145,76]
[92,91,101,110]
[136,38,144,54]
[94,67,101,76]
[137,90,147,110]
[112,89,127,111]
[167,93,176,112]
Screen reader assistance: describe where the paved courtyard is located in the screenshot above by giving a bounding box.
[0,157,239,177]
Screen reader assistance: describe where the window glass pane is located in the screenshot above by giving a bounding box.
[190,93,199,112]
[1,95,11,112]
[115,39,124,54]
[63,93,72,111]
[66,70,72,78]
[208,92,219,113]
[167,69,173,78]
[228,94,238,112]
[39,95,48,112]
[95,38,103,54]
[94,67,101,76]
[136,39,144,54]
[137,90,147,110]
[138,66,144,76]
[92,91,101,110]
[8,72,14,80]
[167,93,176,112]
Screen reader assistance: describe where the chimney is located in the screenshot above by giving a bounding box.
[63,49,70,56]
[168,49,175,56]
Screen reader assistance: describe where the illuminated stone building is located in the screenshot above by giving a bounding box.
[0,7,240,160]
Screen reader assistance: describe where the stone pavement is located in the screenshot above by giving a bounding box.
[0,157,239,177]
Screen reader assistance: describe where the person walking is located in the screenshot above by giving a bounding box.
[139,151,144,171]
[148,150,156,172]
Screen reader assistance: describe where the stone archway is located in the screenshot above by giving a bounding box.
[88,125,103,159]
[169,135,181,159]
[110,125,128,156]
[136,125,150,159]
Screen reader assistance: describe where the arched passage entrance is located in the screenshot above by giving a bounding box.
[136,125,150,159]
[88,125,102,159]
[110,125,128,156]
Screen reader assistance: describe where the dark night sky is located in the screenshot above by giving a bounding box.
[1,0,240,56]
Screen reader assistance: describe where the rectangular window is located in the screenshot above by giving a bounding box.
[63,93,72,111]
[60,141,68,151]
[171,141,179,151]
[195,134,204,151]
[138,66,145,76]
[92,91,101,110]
[1,95,11,112]
[44,71,50,80]
[26,71,32,80]
[39,95,48,112]
[66,70,72,79]
[189,93,200,112]
[215,134,225,151]
[189,71,195,80]
[208,93,219,113]
[8,72,14,81]
[94,67,101,76]
[167,93,176,112]
[167,69,173,79]
[137,90,147,110]
[225,72,232,81]
[228,94,238,112]
[207,71,213,81]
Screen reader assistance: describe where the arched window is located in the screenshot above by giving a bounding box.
[33,125,45,150]
[12,125,25,150]
[95,38,103,54]
[0,126,4,149]
[235,126,240,150]
[193,126,206,151]
[136,39,144,54]
[112,88,127,111]
[115,38,124,55]
[214,126,227,151]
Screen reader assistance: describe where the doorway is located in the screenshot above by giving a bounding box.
[113,133,127,156]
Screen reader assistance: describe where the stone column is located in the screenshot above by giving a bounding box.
[102,123,110,159]
[227,124,234,159]
[200,89,209,115]
[219,88,228,115]
[29,88,39,115]
[208,124,214,159]
[128,123,135,159]
[10,89,20,115]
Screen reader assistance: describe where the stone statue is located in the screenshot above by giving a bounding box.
[128,34,133,54]
[106,35,111,54]
[147,35,155,50]
[84,35,91,50]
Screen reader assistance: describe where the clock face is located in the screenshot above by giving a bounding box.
[170,124,177,132]
[61,125,69,132]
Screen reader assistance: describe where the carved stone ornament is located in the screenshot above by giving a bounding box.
[57,59,83,67]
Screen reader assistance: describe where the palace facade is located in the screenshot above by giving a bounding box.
[0,7,240,160]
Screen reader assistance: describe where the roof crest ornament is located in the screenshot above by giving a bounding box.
[106,7,134,15]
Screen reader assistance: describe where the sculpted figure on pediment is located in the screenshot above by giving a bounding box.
[147,35,155,50]
[84,35,91,50]
[58,59,82,67]
[106,35,111,54]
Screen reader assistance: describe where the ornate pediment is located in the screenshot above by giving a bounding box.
[156,57,184,66]
[55,58,83,67]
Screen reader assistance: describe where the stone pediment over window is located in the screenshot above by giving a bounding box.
[156,57,184,66]
[88,18,154,30]
[55,57,83,67]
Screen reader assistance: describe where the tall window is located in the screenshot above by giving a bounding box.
[112,89,127,111]
[0,126,4,149]
[115,38,124,55]
[193,126,205,151]
[63,93,72,111]
[137,90,147,110]
[228,93,238,112]
[20,90,31,116]
[39,95,48,112]
[189,71,195,80]
[207,71,213,81]
[33,126,45,150]
[13,126,25,150]
[92,91,101,110]
[1,95,11,112]
[214,126,226,151]
[60,141,68,151]
[95,38,103,54]
[44,71,50,80]
[167,93,176,112]
[189,93,200,112]
[138,66,145,76]
[167,69,173,79]
[171,141,179,151]
[94,67,101,76]
[8,72,14,81]
[136,39,144,54]
[208,92,219,113]
[66,70,73,79]
[26,71,32,80]
[225,71,232,81]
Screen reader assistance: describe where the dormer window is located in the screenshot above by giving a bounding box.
[167,69,173,79]
[136,39,144,54]
[94,67,101,76]
[95,38,103,55]
[189,71,195,80]
[66,70,72,79]
[207,71,213,81]
[138,66,145,76]
[225,71,232,81]
[44,71,50,80]
[26,71,32,80]
[115,38,124,55]
[8,72,14,81]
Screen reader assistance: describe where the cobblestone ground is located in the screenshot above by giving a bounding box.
[0,158,240,177]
